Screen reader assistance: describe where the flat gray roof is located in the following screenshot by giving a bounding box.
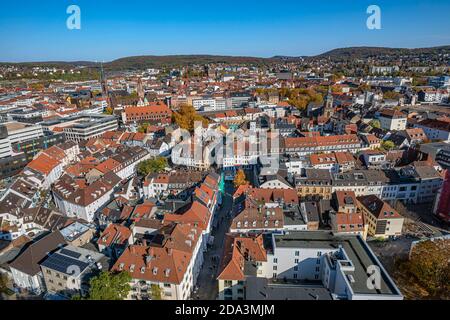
[246,276,333,300]
[273,231,402,297]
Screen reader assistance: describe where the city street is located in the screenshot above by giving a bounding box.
[194,182,235,300]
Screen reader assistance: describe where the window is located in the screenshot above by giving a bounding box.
[295,251,300,256]
[293,274,298,279]
[273,266,277,271]
[224,280,232,287]
[294,259,299,264]
[273,258,278,263]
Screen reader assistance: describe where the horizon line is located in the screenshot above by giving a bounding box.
[2,44,450,64]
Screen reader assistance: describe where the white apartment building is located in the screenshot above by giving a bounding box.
[3,121,44,144]
[378,110,407,131]
[42,114,118,142]
[264,231,403,300]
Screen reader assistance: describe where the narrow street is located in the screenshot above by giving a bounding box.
[194,182,235,300]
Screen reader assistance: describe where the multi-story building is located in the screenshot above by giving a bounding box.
[378,109,407,131]
[357,195,404,239]
[433,169,450,223]
[218,231,403,300]
[121,102,172,125]
[52,172,122,222]
[283,134,363,156]
[40,245,106,299]
[414,119,450,142]
[9,231,67,294]
[42,114,118,142]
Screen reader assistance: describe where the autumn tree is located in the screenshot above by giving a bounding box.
[103,106,114,115]
[172,104,209,132]
[137,122,150,133]
[137,157,168,176]
[233,169,248,188]
[383,91,401,100]
[82,271,131,300]
[0,273,8,294]
[406,239,450,297]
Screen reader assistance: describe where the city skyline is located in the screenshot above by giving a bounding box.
[1,0,450,62]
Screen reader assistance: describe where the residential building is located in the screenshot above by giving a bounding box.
[357,195,404,239]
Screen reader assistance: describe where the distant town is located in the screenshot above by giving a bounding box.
[0,46,449,301]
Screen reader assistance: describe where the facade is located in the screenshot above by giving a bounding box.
[40,245,106,298]
[218,231,403,300]
[53,172,122,222]
[9,231,67,294]
[42,114,119,143]
[414,119,450,142]
[121,102,172,125]
[357,195,404,239]
[283,134,363,156]
[378,109,407,131]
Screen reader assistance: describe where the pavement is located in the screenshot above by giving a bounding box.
[194,182,235,300]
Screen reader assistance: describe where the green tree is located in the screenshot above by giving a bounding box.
[138,157,168,176]
[151,284,162,300]
[83,271,131,300]
[369,120,381,129]
[381,140,395,151]
[172,104,209,132]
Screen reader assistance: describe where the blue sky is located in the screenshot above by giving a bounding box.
[0,0,449,62]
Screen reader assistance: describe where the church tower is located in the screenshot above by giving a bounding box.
[137,77,146,106]
[323,86,334,118]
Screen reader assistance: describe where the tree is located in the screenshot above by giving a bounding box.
[233,169,248,188]
[103,107,114,115]
[383,91,401,100]
[83,271,131,300]
[369,120,381,129]
[137,123,150,133]
[381,140,395,151]
[172,104,209,132]
[405,239,450,297]
[151,284,162,300]
[0,273,8,293]
[137,157,168,176]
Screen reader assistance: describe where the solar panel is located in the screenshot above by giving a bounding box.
[60,248,82,259]
[41,253,89,275]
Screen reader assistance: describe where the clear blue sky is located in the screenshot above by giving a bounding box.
[0,0,449,62]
